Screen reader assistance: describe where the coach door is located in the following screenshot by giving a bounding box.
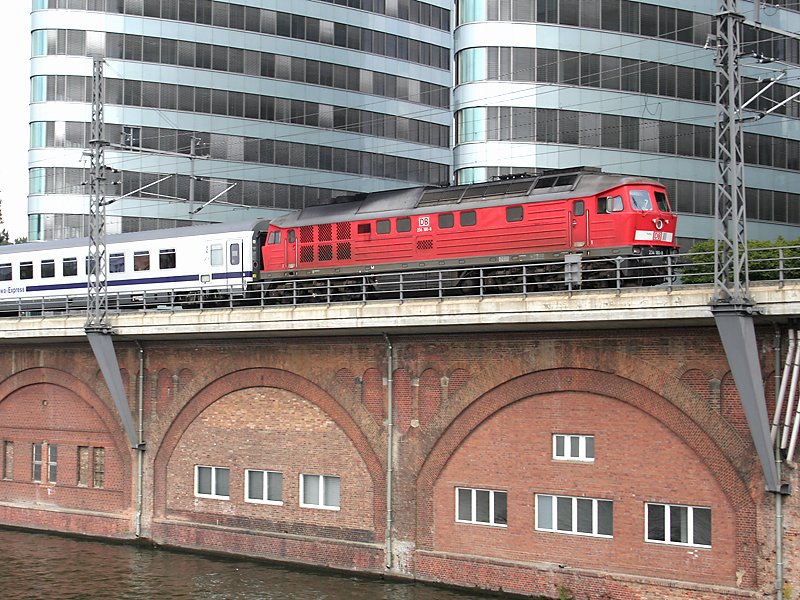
[227,239,245,287]
[570,199,588,248]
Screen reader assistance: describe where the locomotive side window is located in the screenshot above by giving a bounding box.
[654,191,670,212]
[109,253,125,273]
[0,263,11,281]
[598,196,623,214]
[159,249,177,269]
[460,211,477,226]
[20,262,33,280]
[287,230,295,243]
[41,259,55,278]
[210,244,223,266]
[630,190,653,211]
[267,231,281,244]
[134,251,150,271]
[357,223,371,234]
[376,220,391,234]
[438,213,454,229]
[397,218,411,232]
[63,257,77,277]
[229,243,240,266]
[506,206,523,222]
[573,200,585,216]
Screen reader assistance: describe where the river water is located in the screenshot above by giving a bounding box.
[0,528,503,600]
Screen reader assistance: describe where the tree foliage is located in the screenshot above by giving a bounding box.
[681,237,800,283]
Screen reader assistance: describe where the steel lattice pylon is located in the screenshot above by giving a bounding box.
[86,56,110,332]
[713,0,749,306]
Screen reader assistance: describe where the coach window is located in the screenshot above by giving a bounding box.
[109,253,125,273]
[229,243,240,266]
[506,206,523,222]
[63,257,77,277]
[41,259,55,278]
[0,263,10,281]
[357,223,371,234]
[133,251,150,271]
[397,217,411,232]
[159,249,176,269]
[438,213,454,229]
[20,261,33,280]
[460,210,477,226]
[376,220,391,234]
[210,244,223,266]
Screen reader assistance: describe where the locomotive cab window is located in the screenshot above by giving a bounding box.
[573,200,585,216]
[287,230,295,243]
[460,211,477,226]
[598,196,624,214]
[357,223,371,234]
[133,251,150,271]
[267,231,281,244]
[655,191,670,212]
[438,213,454,229]
[397,218,411,233]
[41,259,55,278]
[630,190,653,211]
[20,262,33,280]
[506,206,523,222]
[0,263,11,281]
[376,220,391,235]
[159,249,176,269]
[63,257,77,277]
[109,253,125,273]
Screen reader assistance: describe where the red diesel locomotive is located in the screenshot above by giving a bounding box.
[255,168,678,295]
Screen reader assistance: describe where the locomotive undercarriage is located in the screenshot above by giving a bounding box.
[252,251,675,304]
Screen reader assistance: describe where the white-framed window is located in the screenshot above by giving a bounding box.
[32,443,42,482]
[553,434,595,462]
[195,465,230,499]
[646,503,711,547]
[47,444,57,483]
[536,494,613,538]
[300,473,340,510]
[456,487,507,527]
[245,469,283,505]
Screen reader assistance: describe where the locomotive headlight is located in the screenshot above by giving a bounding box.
[653,218,664,230]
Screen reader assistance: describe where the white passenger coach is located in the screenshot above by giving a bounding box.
[0,220,269,312]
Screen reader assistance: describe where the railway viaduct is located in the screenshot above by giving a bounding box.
[0,283,799,600]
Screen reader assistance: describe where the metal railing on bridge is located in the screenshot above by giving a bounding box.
[2,245,799,318]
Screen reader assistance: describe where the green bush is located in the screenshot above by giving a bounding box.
[681,237,800,284]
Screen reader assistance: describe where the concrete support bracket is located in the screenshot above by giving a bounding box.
[712,303,780,492]
[86,330,141,449]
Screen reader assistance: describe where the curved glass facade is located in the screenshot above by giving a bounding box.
[29,0,452,240]
[453,0,800,245]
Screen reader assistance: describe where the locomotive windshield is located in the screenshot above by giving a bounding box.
[630,190,653,211]
[654,190,670,212]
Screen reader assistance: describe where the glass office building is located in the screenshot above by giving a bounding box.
[453,0,800,245]
[29,0,453,240]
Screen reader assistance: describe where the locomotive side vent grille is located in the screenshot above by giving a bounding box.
[300,226,314,243]
[300,246,314,263]
[337,243,351,260]
[318,245,333,261]
[417,239,433,251]
[318,223,332,242]
[336,222,351,240]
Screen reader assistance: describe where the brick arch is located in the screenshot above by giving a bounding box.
[416,367,758,587]
[0,366,133,460]
[152,367,385,531]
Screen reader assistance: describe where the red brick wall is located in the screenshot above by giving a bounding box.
[0,326,791,599]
